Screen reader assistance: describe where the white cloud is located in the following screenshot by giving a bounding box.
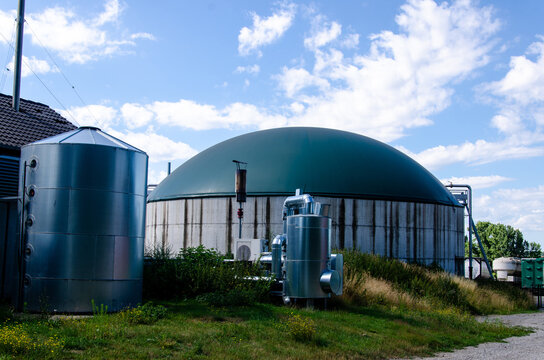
[121,103,154,129]
[60,104,118,129]
[485,36,544,105]
[145,99,285,130]
[399,135,544,170]
[272,0,500,141]
[491,110,523,134]
[481,36,544,141]
[440,175,513,190]
[474,185,544,234]
[0,9,15,44]
[69,0,504,146]
[108,129,198,163]
[130,32,155,41]
[289,102,305,114]
[304,20,342,50]
[75,99,286,132]
[238,3,296,56]
[235,64,260,74]
[60,103,197,163]
[404,35,544,171]
[93,0,122,27]
[8,56,57,77]
[276,66,330,98]
[8,0,154,64]
[341,33,359,49]
[148,169,168,185]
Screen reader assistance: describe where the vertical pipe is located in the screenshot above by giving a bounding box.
[238,215,242,239]
[17,161,27,311]
[468,187,473,280]
[12,0,26,111]
[167,162,171,175]
[446,184,473,279]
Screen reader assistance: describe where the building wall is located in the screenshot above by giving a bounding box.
[145,196,465,273]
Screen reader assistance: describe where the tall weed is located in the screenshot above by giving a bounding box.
[340,250,535,314]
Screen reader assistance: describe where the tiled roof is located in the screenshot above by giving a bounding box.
[0,93,76,150]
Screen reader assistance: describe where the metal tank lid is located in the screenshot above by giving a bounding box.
[148,127,460,207]
[29,126,145,153]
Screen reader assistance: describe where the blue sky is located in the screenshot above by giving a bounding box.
[1,0,543,245]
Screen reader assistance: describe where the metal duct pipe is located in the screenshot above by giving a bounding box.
[282,189,314,233]
[283,193,314,216]
[271,234,285,280]
[445,183,473,279]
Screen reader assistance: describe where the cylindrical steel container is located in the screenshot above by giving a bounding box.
[18,127,148,313]
[284,214,331,298]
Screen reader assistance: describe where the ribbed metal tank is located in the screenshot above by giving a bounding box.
[284,214,332,299]
[18,127,148,313]
[146,127,465,275]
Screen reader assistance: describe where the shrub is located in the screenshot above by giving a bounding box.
[144,245,273,302]
[143,246,179,300]
[118,302,167,325]
[284,313,316,342]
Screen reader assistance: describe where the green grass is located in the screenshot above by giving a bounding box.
[0,301,531,359]
[0,249,536,359]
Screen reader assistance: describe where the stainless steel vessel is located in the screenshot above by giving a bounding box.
[285,214,333,298]
[272,189,343,302]
[19,127,148,313]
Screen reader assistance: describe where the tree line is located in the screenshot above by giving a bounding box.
[467,221,542,261]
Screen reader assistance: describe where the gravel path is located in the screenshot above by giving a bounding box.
[408,310,544,360]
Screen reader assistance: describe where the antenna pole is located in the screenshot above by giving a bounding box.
[12,0,26,111]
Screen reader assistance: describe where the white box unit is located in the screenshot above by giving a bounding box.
[234,239,266,261]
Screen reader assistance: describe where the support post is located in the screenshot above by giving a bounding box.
[12,0,26,111]
[470,217,494,280]
[468,188,473,279]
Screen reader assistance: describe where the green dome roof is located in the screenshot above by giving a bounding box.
[148,127,459,206]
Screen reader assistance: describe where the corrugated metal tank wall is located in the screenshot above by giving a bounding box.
[145,196,464,273]
[20,127,148,313]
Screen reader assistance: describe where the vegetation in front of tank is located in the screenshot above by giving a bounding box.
[117,302,167,325]
[143,245,273,305]
[340,250,535,315]
[0,299,531,360]
[282,311,316,342]
[0,320,63,358]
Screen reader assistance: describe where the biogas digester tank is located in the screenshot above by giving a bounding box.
[18,127,148,313]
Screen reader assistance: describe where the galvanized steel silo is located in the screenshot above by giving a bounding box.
[19,127,148,313]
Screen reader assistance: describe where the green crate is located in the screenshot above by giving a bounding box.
[521,258,544,288]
